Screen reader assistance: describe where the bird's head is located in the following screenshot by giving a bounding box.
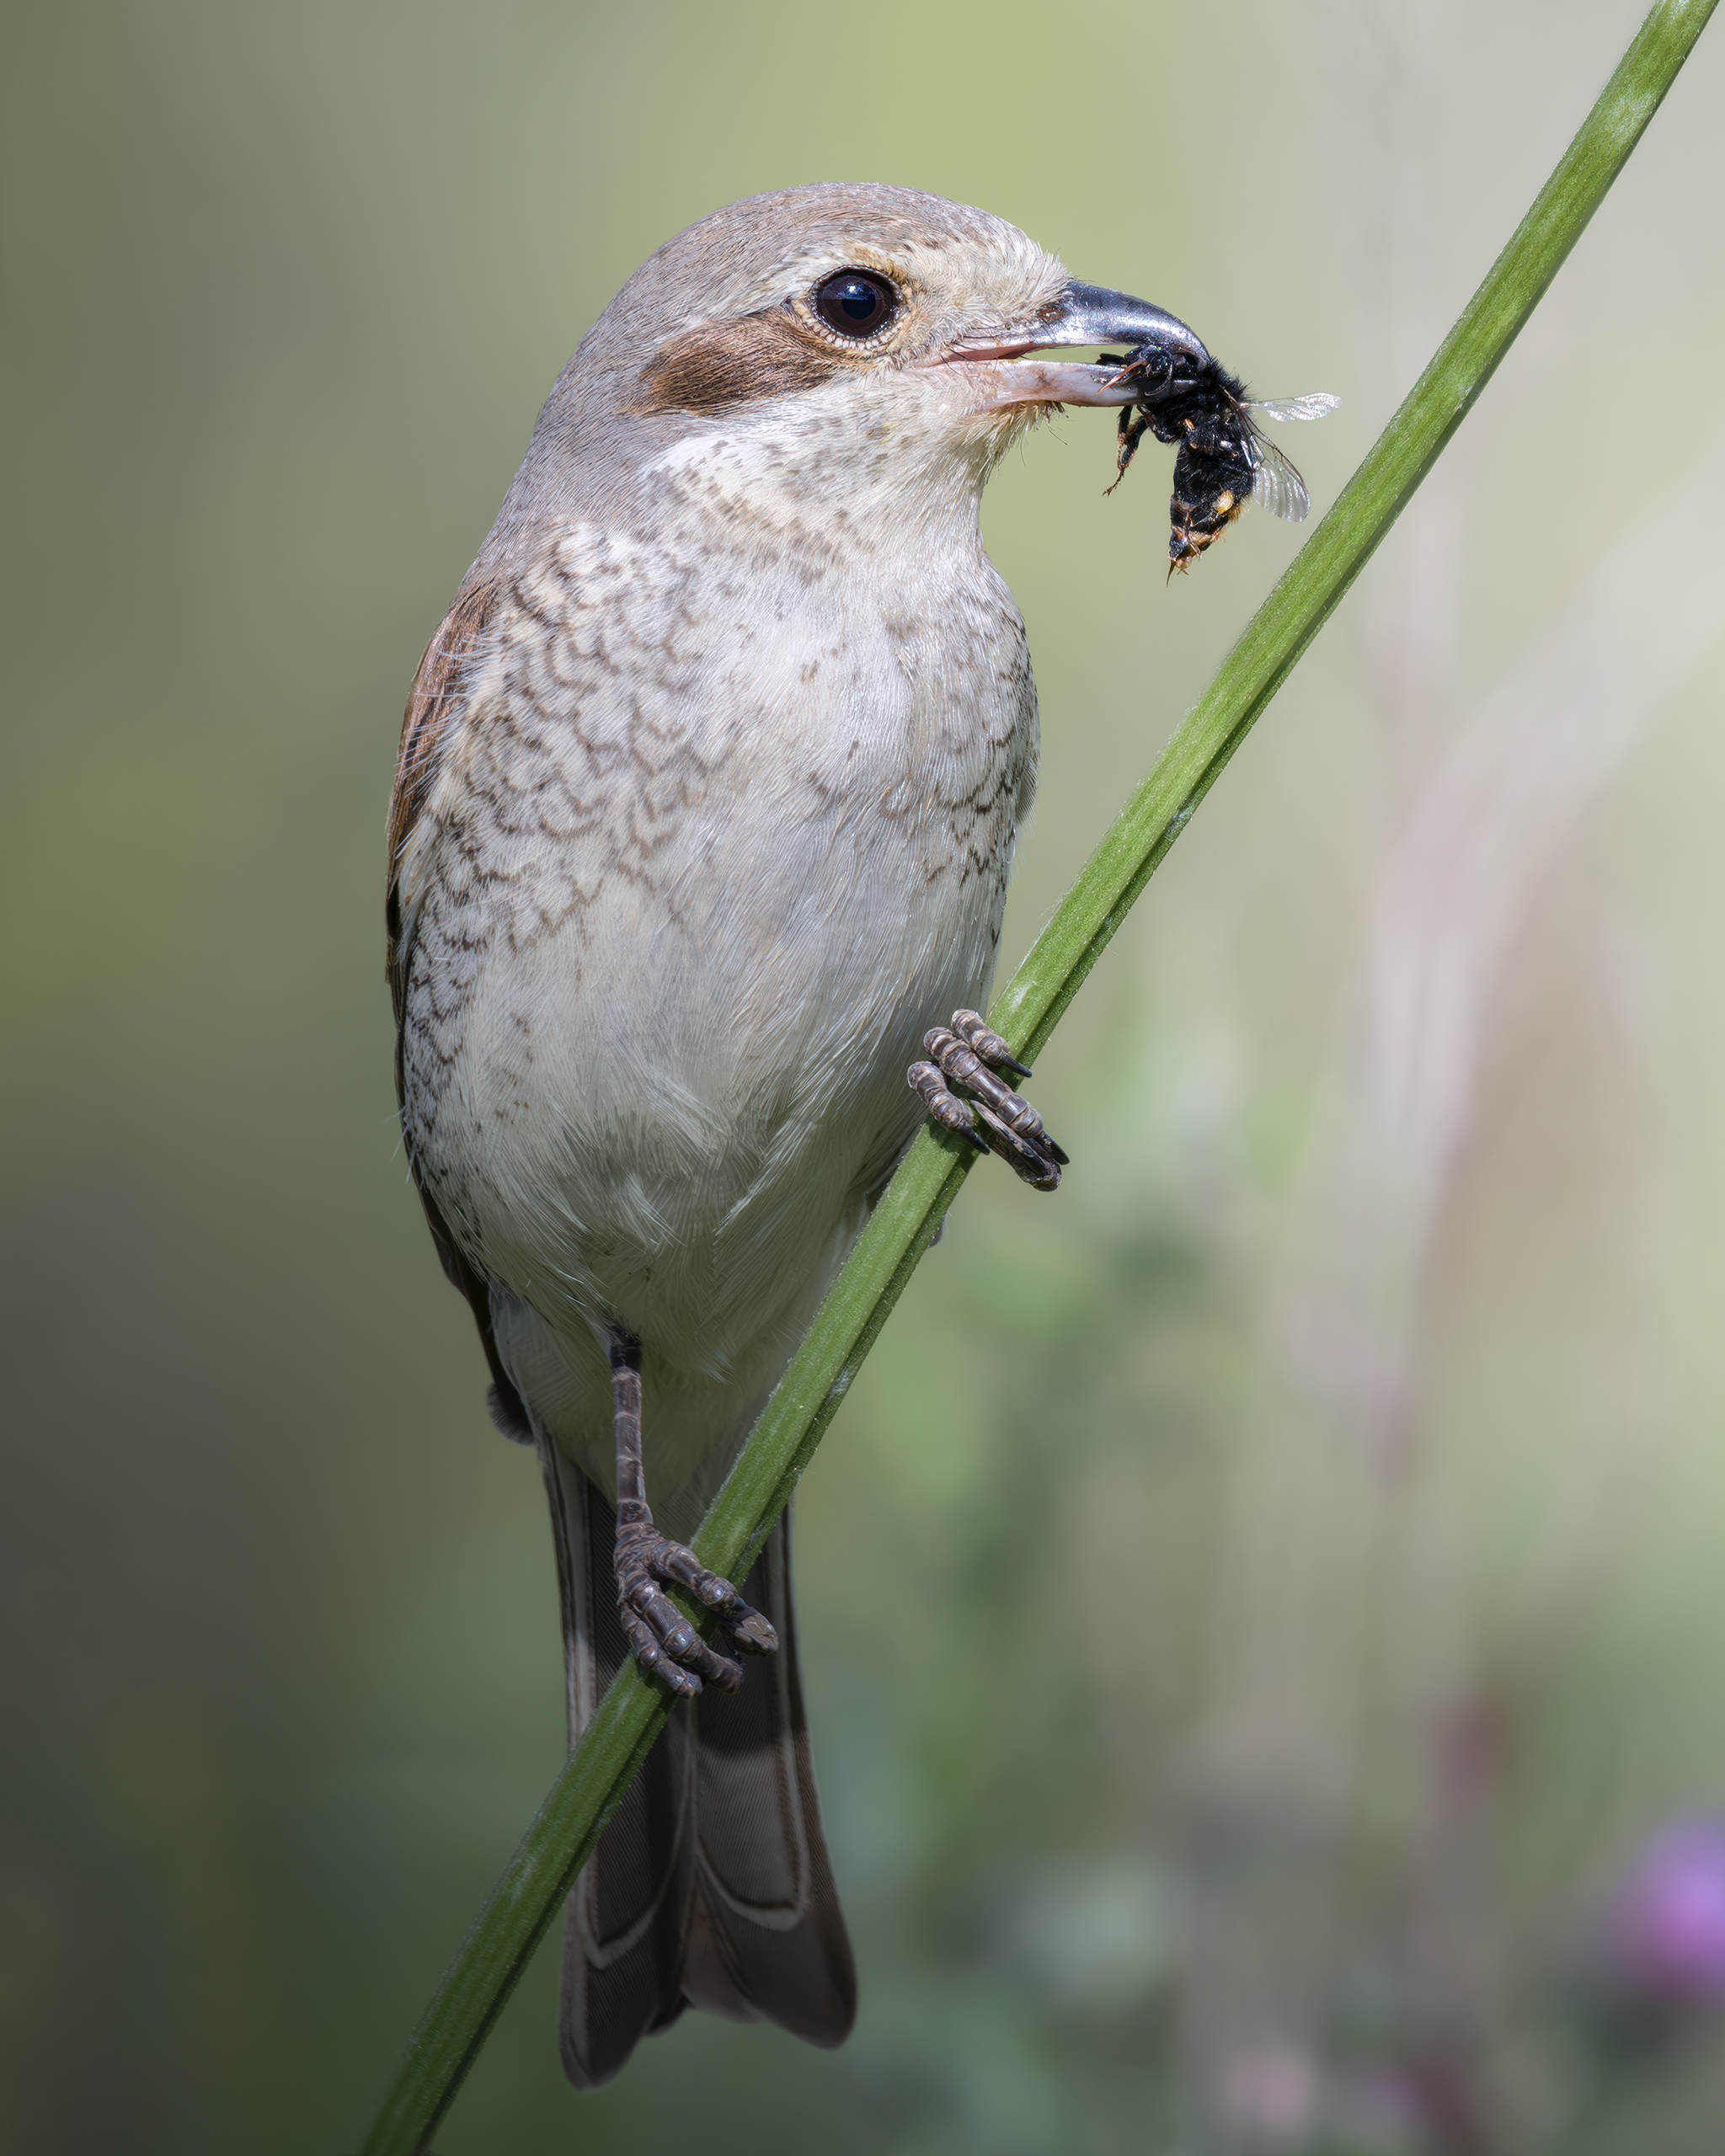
[499,184,1208,546]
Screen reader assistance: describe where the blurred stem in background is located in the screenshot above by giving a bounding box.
[360,3,1718,2149]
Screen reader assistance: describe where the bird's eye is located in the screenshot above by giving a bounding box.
[813,271,897,339]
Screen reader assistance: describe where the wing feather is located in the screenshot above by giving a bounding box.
[383,577,526,1424]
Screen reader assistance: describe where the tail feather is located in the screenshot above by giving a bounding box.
[684,1521,857,2042]
[540,1443,855,2088]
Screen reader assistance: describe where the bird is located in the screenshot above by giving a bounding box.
[386,181,1209,2087]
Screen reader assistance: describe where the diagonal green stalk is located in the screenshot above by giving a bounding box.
[358,6,1716,2147]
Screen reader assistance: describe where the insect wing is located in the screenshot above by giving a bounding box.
[1248,392,1341,424]
[1245,427,1311,522]
[1237,390,1338,522]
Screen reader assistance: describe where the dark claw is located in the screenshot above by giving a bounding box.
[907,1011,1067,1192]
[909,1059,991,1151]
[616,1526,766,1695]
[649,1537,778,1654]
[948,1008,1031,1075]
[972,1103,1061,1193]
[924,1027,1067,1161]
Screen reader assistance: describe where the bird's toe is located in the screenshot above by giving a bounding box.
[908,1010,1067,1190]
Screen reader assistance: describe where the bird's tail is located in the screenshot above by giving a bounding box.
[539,1445,856,2088]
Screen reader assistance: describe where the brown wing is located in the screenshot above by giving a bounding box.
[384,575,499,1024]
[384,579,531,1437]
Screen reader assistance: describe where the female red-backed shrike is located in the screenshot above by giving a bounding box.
[387,182,1204,2084]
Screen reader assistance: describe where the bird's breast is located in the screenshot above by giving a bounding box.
[396,510,1037,1384]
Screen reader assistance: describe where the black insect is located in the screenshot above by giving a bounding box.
[1103,340,1338,574]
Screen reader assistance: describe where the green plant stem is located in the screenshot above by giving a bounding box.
[358,6,1716,2148]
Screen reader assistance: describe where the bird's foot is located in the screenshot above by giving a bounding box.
[615,1522,779,1699]
[908,1008,1069,1192]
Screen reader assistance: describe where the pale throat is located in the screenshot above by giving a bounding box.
[644,378,1026,559]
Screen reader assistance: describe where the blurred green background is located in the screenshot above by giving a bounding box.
[6,2,1725,2149]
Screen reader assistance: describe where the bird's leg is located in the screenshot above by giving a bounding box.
[907,1009,1070,1193]
[608,1331,778,1699]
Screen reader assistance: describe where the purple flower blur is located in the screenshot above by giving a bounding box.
[1590,1817,1725,2033]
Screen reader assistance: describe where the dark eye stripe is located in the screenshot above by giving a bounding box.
[814,271,897,339]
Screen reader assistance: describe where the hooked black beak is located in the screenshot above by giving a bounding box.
[1036,282,1210,368]
[931,279,1211,409]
